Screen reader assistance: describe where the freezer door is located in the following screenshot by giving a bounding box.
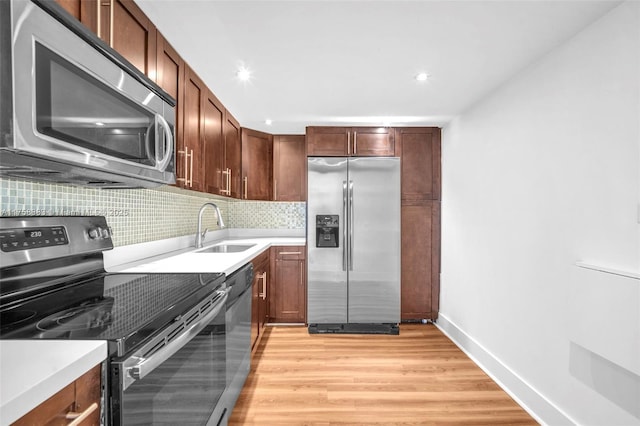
[307,157,348,323]
[347,157,401,323]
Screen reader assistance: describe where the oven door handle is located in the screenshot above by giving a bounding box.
[125,292,228,388]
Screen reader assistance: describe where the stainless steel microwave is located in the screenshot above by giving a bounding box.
[0,0,176,188]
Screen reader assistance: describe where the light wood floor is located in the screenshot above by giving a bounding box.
[229,324,537,425]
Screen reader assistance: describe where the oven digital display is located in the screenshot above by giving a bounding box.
[0,226,68,252]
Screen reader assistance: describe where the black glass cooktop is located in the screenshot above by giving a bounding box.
[0,271,225,356]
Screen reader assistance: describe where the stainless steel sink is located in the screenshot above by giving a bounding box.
[195,243,256,254]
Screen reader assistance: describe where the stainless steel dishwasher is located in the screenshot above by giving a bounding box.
[217,262,253,425]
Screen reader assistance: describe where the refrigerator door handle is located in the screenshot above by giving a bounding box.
[349,180,354,271]
[342,180,348,271]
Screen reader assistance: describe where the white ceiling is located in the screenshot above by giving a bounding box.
[136,0,621,134]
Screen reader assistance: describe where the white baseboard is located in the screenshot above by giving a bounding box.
[435,313,575,426]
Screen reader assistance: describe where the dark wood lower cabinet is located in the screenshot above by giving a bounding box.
[270,246,306,323]
[401,201,440,321]
[13,364,102,426]
[251,250,270,353]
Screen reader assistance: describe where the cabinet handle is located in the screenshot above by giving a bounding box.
[227,168,232,195]
[109,0,114,47]
[177,147,192,187]
[353,131,357,154]
[274,180,277,200]
[66,402,98,426]
[347,131,351,155]
[243,176,248,199]
[279,251,301,255]
[300,263,304,286]
[220,169,230,195]
[260,272,267,300]
[97,0,102,40]
[189,148,194,188]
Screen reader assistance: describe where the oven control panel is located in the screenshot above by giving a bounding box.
[0,216,113,267]
[0,226,68,252]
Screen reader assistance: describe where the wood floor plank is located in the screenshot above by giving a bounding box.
[229,324,538,425]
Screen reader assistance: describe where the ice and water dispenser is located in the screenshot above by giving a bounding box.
[315,215,339,248]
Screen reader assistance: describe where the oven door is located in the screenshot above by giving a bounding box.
[9,0,175,184]
[110,292,227,426]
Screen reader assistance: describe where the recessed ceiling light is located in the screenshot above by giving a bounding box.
[415,72,429,82]
[236,66,252,82]
[95,122,105,126]
[265,119,273,126]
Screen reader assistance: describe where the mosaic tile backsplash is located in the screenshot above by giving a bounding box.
[0,177,306,247]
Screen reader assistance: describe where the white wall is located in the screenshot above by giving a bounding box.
[439,2,639,425]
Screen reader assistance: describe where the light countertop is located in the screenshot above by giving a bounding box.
[0,340,108,425]
[106,232,306,275]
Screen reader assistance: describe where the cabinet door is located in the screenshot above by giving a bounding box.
[306,126,350,156]
[395,127,441,201]
[351,127,395,156]
[273,135,306,201]
[14,364,102,426]
[108,0,157,78]
[251,251,270,354]
[271,247,306,323]
[241,128,273,200]
[224,113,242,198]
[156,34,185,189]
[258,264,269,330]
[182,66,205,191]
[251,266,261,351]
[203,90,225,195]
[401,201,440,321]
[54,0,98,34]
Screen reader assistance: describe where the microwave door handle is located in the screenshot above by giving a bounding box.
[144,121,155,163]
[124,293,227,391]
[155,114,174,171]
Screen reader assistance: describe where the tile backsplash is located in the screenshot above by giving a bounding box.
[0,177,306,246]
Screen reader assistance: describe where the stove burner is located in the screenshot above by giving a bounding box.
[36,298,115,332]
[0,309,37,325]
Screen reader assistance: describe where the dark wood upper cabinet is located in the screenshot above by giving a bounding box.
[203,90,225,195]
[156,34,185,188]
[54,0,98,33]
[224,113,242,199]
[306,126,350,156]
[395,127,441,201]
[54,0,157,79]
[351,127,395,156]
[306,126,394,157]
[273,135,307,201]
[108,0,157,78]
[181,65,205,192]
[241,128,273,200]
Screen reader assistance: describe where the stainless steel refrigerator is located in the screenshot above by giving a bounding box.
[307,157,401,334]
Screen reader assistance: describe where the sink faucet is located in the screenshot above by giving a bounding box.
[195,202,225,248]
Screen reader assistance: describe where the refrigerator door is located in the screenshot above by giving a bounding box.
[347,157,401,323]
[307,157,348,323]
